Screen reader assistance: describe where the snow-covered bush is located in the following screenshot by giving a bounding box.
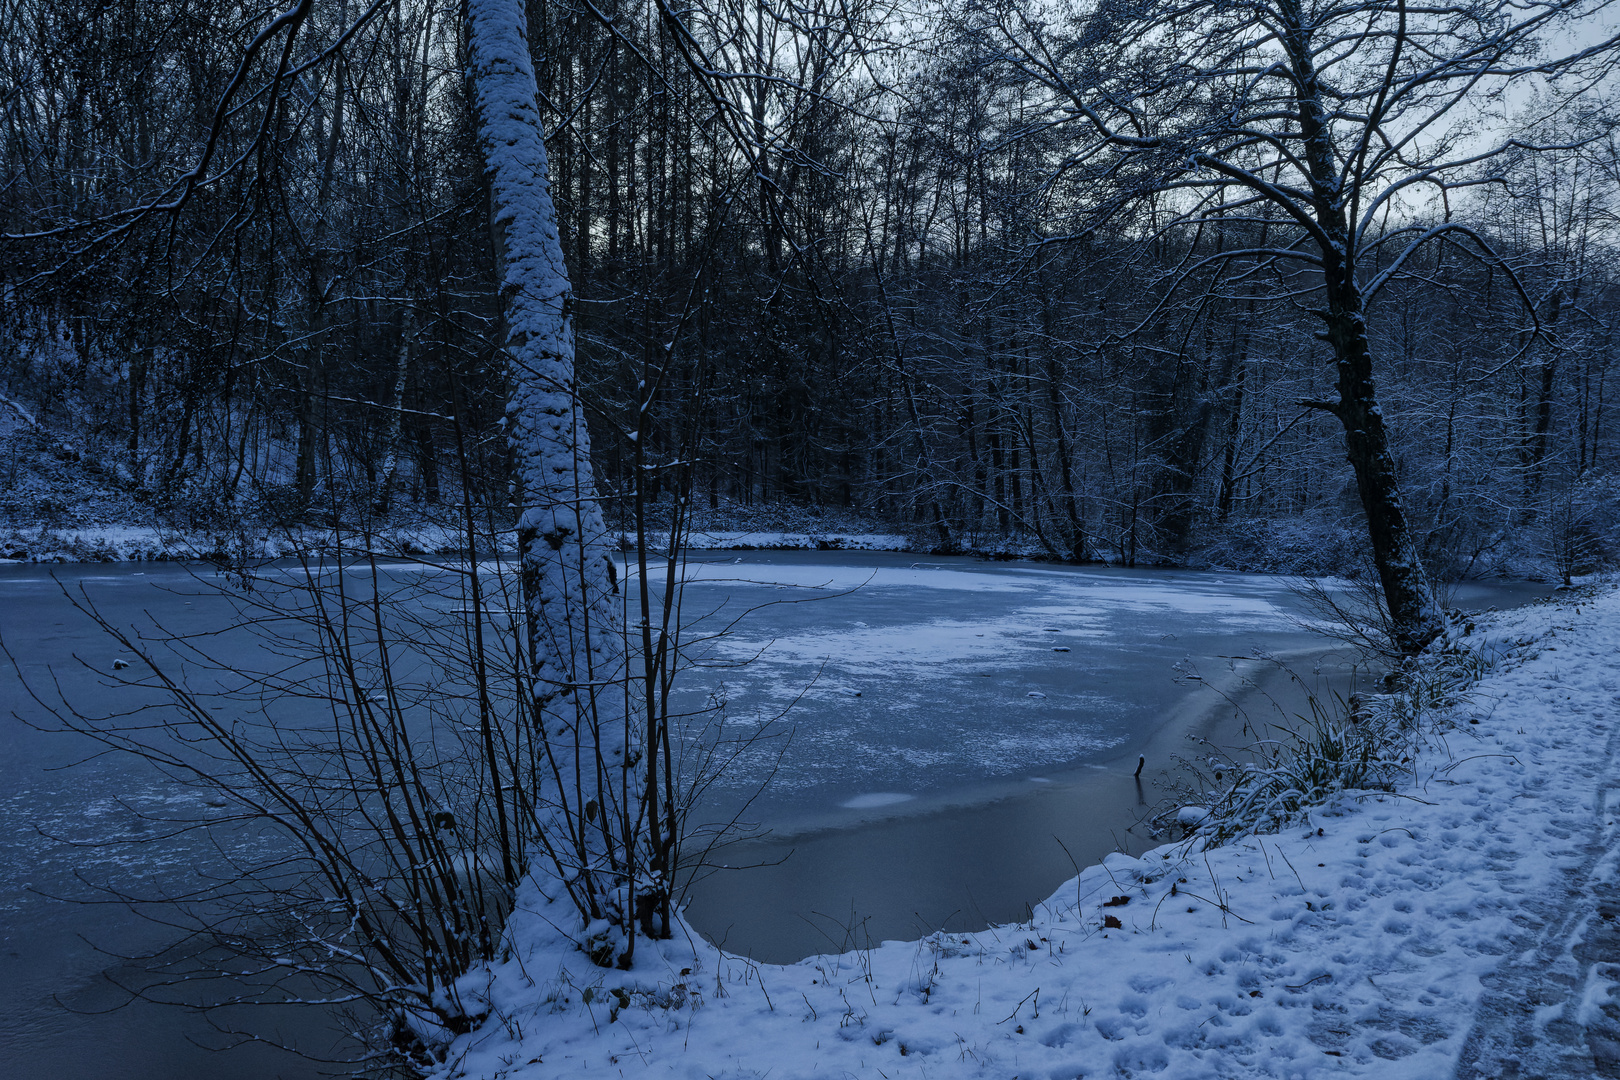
[1544,472,1620,585]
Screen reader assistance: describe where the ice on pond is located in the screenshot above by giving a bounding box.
[839,792,915,809]
[659,553,1324,821]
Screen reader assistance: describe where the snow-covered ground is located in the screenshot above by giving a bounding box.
[0,521,914,563]
[439,581,1620,1079]
[676,528,911,552]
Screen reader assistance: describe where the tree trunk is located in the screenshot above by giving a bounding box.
[870,258,953,549]
[127,343,150,476]
[1284,9,1447,656]
[1216,312,1252,521]
[1522,286,1569,516]
[374,324,412,516]
[465,0,640,957]
[1040,278,1087,560]
[1322,298,1447,655]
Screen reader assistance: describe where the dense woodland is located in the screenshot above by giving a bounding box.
[3,0,1618,581]
[6,1,1620,1064]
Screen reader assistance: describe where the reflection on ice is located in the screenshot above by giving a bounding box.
[839,792,916,809]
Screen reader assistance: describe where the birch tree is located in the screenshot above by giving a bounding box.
[464,0,667,967]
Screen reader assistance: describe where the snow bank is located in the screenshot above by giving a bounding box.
[0,523,911,563]
[440,581,1620,1078]
[0,523,478,563]
[660,529,912,552]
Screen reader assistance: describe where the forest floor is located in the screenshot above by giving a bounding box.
[0,400,921,561]
[440,579,1620,1080]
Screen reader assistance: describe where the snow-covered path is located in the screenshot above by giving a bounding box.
[445,583,1620,1080]
[1454,609,1620,1079]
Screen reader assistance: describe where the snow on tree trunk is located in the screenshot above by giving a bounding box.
[463,0,634,946]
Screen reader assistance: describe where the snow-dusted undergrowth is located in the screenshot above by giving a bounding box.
[1185,644,1494,848]
[438,581,1620,1078]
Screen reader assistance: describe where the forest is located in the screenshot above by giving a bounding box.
[4,0,1617,589]
[5,0,1620,1073]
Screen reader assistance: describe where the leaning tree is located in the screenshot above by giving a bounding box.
[962,0,1620,653]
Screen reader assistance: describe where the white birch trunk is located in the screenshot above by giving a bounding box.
[374,329,410,514]
[463,0,633,942]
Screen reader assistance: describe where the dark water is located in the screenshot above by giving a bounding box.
[0,556,1552,1076]
[678,645,1352,962]
[0,566,351,1080]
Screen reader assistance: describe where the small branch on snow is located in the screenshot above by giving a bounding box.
[998,986,1039,1024]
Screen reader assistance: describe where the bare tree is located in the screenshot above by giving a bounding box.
[959,0,1620,650]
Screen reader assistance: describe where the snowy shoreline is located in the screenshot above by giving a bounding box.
[678,642,1358,965]
[440,581,1620,1079]
[0,522,916,564]
[0,516,1577,595]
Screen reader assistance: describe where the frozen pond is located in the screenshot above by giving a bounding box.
[665,553,1347,828]
[663,554,1546,959]
[0,553,1550,1077]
